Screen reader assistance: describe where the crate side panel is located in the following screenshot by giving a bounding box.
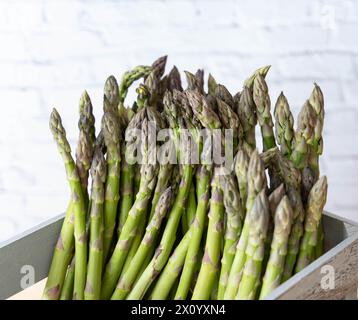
[0,217,63,299]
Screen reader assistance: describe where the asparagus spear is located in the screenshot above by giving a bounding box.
[308,83,324,177]
[101,121,159,299]
[127,163,193,299]
[236,190,269,300]
[102,108,121,262]
[149,231,191,300]
[259,196,293,299]
[295,176,328,272]
[290,100,316,169]
[49,109,87,300]
[84,150,106,300]
[185,70,204,94]
[60,257,75,300]
[186,182,197,229]
[118,65,152,106]
[237,86,257,151]
[282,185,306,281]
[167,66,183,92]
[274,92,294,158]
[43,92,95,300]
[308,84,325,258]
[111,187,173,299]
[224,150,266,299]
[174,165,212,299]
[244,65,271,90]
[217,174,245,299]
[208,73,218,96]
[150,55,167,80]
[174,90,221,299]
[215,84,234,108]
[253,74,276,151]
[234,148,250,211]
[192,168,225,300]
[117,143,134,234]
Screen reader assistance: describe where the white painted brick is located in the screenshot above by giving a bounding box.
[278,54,356,80]
[1,0,358,241]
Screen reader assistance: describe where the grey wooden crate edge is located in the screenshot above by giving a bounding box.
[0,210,357,299]
[0,213,65,300]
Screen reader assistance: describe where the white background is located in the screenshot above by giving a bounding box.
[0,0,357,242]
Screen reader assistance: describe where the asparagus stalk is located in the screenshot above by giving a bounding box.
[253,74,276,151]
[186,182,197,229]
[295,176,328,272]
[101,131,158,299]
[234,148,250,212]
[167,66,183,92]
[117,143,134,234]
[127,161,193,300]
[111,187,173,299]
[259,196,293,299]
[49,109,87,300]
[59,257,75,300]
[215,84,234,108]
[192,168,225,300]
[224,150,266,299]
[290,100,316,169]
[43,91,95,300]
[274,92,294,158]
[102,108,121,262]
[174,165,212,299]
[217,174,244,299]
[149,231,191,300]
[174,90,221,300]
[208,73,218,96]
[236,190,269,300]
[84,150,106,300]
[237,86,257,151]
[282,185,306,281]
[244,65,271,90]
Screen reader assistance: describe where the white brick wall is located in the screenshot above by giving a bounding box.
[0,0,357,241]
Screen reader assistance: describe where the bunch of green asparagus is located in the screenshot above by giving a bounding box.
[44,56,328,300]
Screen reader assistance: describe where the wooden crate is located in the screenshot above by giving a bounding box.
[0,211,357,300]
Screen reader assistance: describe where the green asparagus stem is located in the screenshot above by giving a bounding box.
[253,74,276,151]
[224,150,266,299]
[49,109,87,300]
[44,91,95,300]
[84,151,106,300]
[111,187,173,300]
[234,148,250,212]
[259,196,293,299]
[282,185,306,282]
[149,231,191,300]
[127,164,193,299]
[101,157,158,299]
[186,182,197,229]
[295,176,328,272]
[118,144,134,234]
[237,86,257,150]
[218,174,244,299]
[59,257,75,300]
[236,190,269,300]
[192,168,224,300]
[102,109,121,262]
[290,100,316,169]
[174,165,212,300]
[274,92,294,158]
